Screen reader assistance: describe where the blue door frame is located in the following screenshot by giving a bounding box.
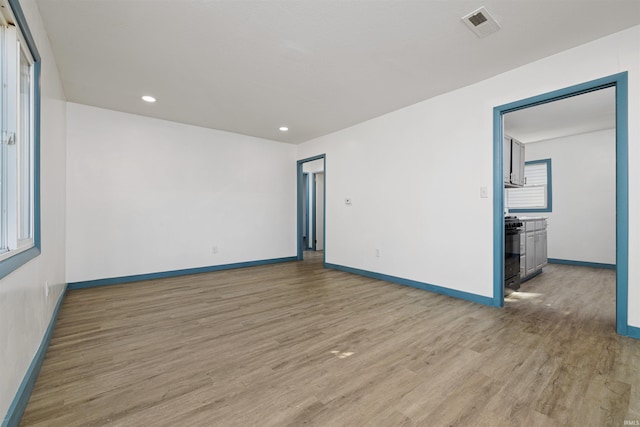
[493,72,629,336]
[297,155,326,262]
[312,174,317,251]
[302,172,310,250]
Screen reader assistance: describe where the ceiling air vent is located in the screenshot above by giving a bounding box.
[462,7,500,38]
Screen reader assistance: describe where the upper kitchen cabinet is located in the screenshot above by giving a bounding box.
[504,135,525,187]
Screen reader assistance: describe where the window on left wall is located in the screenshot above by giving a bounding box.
[0,0,41,277]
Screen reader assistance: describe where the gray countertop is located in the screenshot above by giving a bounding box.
[518,216,548,220]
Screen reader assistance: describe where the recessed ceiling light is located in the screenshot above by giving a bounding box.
[142,95,156,103]
[279,126,289,132]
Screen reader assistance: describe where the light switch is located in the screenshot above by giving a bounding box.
[480,187,488,198]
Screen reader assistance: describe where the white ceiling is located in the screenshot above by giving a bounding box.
[504,87,616,144]
[36,1,640,144]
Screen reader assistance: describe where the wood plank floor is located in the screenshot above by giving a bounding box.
[21,253,640,426]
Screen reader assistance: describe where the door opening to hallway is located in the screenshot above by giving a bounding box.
[297,155,326,261]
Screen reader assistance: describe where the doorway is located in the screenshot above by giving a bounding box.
[297,155,326,262]
[493,72,629,336]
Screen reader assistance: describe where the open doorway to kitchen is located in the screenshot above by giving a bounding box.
[297,155,326,262]
[493,73,629,336]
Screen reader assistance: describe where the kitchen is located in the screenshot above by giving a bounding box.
[502,88,616,302]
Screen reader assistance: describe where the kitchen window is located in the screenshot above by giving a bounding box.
[0,0,41,278]
[507,159,552,213]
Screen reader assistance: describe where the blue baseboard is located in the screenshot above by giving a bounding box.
[2,286,66,427]
[324,263,496,307]
[547,258,616,270]
[626,325,640,340]
[67,256,298,290]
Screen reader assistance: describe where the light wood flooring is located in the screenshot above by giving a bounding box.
[21,253,640,426]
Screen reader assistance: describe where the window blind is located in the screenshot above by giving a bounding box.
[507,162,548,209]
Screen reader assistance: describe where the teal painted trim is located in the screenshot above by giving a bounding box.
[0,247,40,280]
[297,162,303,259]
[2,286,66,427]
[0,3,42,280]
[67,257,297,290]
[325,263,497,307]
[494,71,629,337]
[548,258,616,270]
[492,107,505,308]
[296,155,325,261]
[322,158,326,266]
[33,61,41,251]
[302,173,309,249]
[312,173,317,251]
[497,74,625,113]
[627,326,640,340]
[7,0,41,61]
[510,158,552,213]
[615,72,629,336]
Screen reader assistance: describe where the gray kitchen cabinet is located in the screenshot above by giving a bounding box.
[504,136,511,184]
[525,232,535,276]
[535,229,547,271]
[520,218,547,281]
[504,135,525,187]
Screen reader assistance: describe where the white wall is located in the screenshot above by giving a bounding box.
[302,158,324,173]
[297,26,640,327]
[66,104,297,283]
[522,129,616,264]
[0,0,67,420]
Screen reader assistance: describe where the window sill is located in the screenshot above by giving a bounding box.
[509,208,552,213]
[0,245,40,280]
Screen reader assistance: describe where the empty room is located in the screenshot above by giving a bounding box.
[1,0,640,426]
